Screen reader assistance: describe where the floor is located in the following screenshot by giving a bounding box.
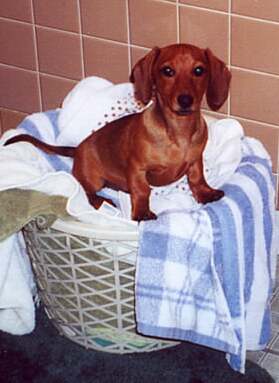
[247,256,279,382]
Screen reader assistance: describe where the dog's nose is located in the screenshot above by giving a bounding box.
[177,94,194,109]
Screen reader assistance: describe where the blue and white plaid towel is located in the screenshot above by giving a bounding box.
[136,137,278,373]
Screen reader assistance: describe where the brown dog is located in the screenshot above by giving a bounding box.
[5,44,231,221]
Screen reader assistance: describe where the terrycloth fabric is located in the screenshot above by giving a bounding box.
[57,76,146,146]
[135,137,278,373]
[0,106,137,335]
[0,110,135,228]
[0,189,68,241]
[0,84,255,343]
[0,233,36,335]
[0,187,67,335]
[0,78,276,374]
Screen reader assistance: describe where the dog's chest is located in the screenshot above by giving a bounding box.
[145,136,203,186]
[146,145,189,186]
[146,161,188,186]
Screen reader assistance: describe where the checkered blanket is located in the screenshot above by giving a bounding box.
[135,137,278,373]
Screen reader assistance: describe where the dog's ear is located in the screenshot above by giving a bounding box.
[205,48,231,111]
[130,47,160,105]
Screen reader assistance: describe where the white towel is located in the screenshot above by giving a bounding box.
[57,76,146,146]
[0,104,138,335]
[0,233,36,335]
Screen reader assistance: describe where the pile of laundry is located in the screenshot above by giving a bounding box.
[0,76,277,373]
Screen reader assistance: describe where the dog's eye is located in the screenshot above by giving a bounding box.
[193,66,205,77]
[161,66,175,77]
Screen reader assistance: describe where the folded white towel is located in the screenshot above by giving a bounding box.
[57,76,146,146]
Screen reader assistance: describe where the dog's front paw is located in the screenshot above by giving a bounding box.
[133,210,157,221]
[197,188,224,204]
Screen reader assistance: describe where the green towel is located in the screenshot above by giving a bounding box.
[0,188,69,241]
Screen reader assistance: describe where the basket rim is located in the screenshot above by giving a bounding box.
[52,217,139,241]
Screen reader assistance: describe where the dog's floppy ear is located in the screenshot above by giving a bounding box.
[205,48,231,111]
[130,47,160,105]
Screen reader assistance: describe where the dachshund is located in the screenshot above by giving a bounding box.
[4,44,231,221]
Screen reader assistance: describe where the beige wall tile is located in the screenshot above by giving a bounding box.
[83,37,129,83]
[130,46,150,70]
[179,5,229,62]
[40,74,77,110]
[0,108,27,134]
[235,117,279,172]
[0,0,32,22]
[80,0,128,43]
[0,65,40,113]
[33,0,80,33]
[0,19,36,70]
[180,0,228,12]
[230,68,279,126]
[36,27,83,80]
[0,0,278,181]
[232,0,279,23]
[232,16,279,75]
[129,0,177,48]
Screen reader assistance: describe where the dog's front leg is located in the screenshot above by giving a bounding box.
[127,169,157,221]
[188,158,224,204]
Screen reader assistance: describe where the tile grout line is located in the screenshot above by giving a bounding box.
[125,0,132,74]
[2,14,279,78]
[178,2,229,16]
[231,64,279,79]
[80,34,129,49]
[30,0,43,112]
[4,14,279,81]
[1,7,279,31]
[154,0,179,5]
[176,0,180,43]
[178,3,279,26]
[0,62,79,82]
[0,16,79,34]
[1,56,279,132]
[204,109,279,130]
[229,114,279,130]
[227,0,232,117]
[76,0,85,79]
[232,12,279,26]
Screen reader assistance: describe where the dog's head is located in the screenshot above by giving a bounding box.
[130,43,231,115]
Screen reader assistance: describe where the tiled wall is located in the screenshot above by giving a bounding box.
[1,0,279,202]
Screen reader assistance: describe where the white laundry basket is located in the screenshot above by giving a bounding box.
[23,216,178,353]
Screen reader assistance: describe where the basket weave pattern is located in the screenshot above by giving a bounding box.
[23,217,177,353]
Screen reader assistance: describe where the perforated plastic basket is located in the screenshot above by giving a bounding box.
[23,216,178,353]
